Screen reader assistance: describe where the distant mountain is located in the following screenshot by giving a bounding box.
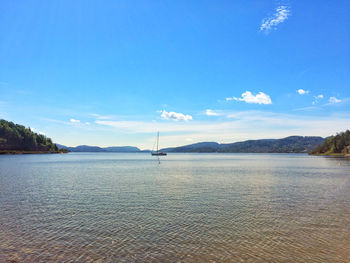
[104,146,140,152]
[162,142,220,153]
[56,144,141,152]
[161,136,325,153]
[57,136,325,154]
[310,130,350,155]
[71,145,106,152]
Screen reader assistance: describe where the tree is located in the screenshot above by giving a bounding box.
[0,119,63,152]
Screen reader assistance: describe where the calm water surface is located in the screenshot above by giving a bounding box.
[0,153,350,262]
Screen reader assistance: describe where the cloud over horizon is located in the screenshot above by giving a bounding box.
[94,110,350,148]
[260,5,291,33]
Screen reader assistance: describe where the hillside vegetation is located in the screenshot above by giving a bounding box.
[161,136,324,153]
[310,130,350,155]
[0,119,65,153]
[220,136,324,153]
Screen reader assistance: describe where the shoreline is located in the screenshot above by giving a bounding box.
[309,153,350,157]
[0,150,67,155]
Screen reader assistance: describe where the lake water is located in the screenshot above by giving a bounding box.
[0,153,350,262]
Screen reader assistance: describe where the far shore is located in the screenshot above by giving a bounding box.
[1,150,349,156]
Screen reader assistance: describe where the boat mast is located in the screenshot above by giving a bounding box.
[156,132,159,153]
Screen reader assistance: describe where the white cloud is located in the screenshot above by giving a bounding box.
[329,97,341,104]
[161,110,192,121]
[312,94,324,105]
[260,5,290,33]
[297,89,309,95]
[85,122,91,125]
[228,91,272,104]
[205,109,221,116]
[70,118,81,123]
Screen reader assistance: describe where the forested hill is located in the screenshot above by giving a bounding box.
[161,136,325,153]
[310,130,350,155]
[0,119,64,153]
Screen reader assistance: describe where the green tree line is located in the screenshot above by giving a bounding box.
[0,119,65,152]
[310,130,350,155]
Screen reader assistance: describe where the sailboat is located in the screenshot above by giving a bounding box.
[151,132,167,156]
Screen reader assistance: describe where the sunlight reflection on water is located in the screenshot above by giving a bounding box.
[0,153,349,262]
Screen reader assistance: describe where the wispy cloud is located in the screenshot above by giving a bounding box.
[70,118,92,125]
[70,118,81,123]
[95,110,350,148]
[161,110,192,121]
[296,95,347,109]
[297,89,309,95]
[312,94,324,105]
[260,5,291,33]
[205,109,221,116]
[95,111,347,135]
[89,113,114,120]
[227,91,272,104]
[329,96,341,104]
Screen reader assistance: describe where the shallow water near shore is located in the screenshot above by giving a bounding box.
[0,153,350,262]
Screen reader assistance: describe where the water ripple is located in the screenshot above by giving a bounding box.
[0,153,350,262]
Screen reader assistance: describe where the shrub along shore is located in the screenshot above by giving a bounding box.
[0,119,67,154]
[309,130,350,156]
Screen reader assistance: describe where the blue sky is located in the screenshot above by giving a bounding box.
[1,0,349,149]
